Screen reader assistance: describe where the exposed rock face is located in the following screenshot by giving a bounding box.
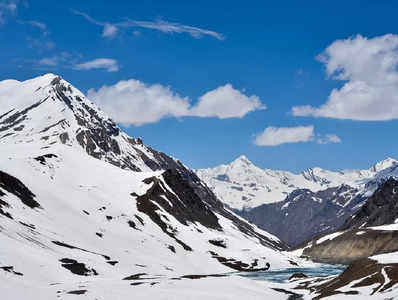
[240,184,363,247]
[136,169,286,251]
[342,178,398,230]
[0,170,40,210]
[296,258,398,299]
[302,229,398,264]
[300,179,398,264]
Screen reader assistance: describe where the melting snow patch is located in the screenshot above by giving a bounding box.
[316,231,345,245]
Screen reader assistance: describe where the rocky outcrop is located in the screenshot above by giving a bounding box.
[296,258,398,299]
[136,169,287,252]
[342,177,398,230]
[0,170,40,210]
[302,229,398,264]
[300,179,398,264]
[241,184,362,247]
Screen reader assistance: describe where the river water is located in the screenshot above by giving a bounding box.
[238,264,346,283]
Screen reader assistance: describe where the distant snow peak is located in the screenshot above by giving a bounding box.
[370,157,398,172]
[197,154,398,210]
[301,167,331,185]
[231,154,253,167]
[235,154,250,162]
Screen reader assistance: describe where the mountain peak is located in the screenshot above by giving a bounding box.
[232,155,252,165]
[371,157,398,172]
[0,74,185,174]
[40,72,60,80]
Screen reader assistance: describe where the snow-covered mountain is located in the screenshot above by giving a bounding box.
[296,178,398,265]
[0,74,304,299]
[289,179,398,298]
[241,184,365,247]
[197,155,398,210]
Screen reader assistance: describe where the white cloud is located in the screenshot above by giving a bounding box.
[254,126,341,146]
[72,10,224,40]
[316,134,341,144]
[292,34,398,121]
[87,80,190,126]
[74,58,119,72]
[254,126,315,146]
[191,84,265,118]
[87,80,264,126]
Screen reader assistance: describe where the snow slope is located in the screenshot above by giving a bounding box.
[0,74,305,299]
[197,155,398,210]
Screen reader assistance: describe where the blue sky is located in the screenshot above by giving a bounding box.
[1,0,398,172]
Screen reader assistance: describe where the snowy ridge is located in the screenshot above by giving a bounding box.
[197,155,398,210]
[0,74,185,173]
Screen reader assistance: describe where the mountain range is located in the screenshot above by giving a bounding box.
[197,155,398,211]
[2,74,398,299]
[197,155,398,246]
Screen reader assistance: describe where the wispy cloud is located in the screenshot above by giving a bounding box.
[127,19,225,40]
[0,0,18,24]
[71,10,225,40]
[26,37,55,51]
[316,134,341,144]
[34,52,79,69]
[74,58,119,72]
[19,20,48,35]
[38,57,57,66]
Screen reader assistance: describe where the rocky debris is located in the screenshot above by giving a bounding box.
[175,274,227,280]
[52,241,111,261]
[208,239,227,248]
[0,266,23,276]
[0,196,12,219]
[33,154,58,165]
[0,170,40,209]
[209,251,270,272]
[0,98,47,133]
[289,273,308,281]
[59,258,97,276]
[122,273,147,280]
[296,258,398,299]
[66,290,87,295]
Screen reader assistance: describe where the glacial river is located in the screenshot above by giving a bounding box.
[238,264,346,283]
